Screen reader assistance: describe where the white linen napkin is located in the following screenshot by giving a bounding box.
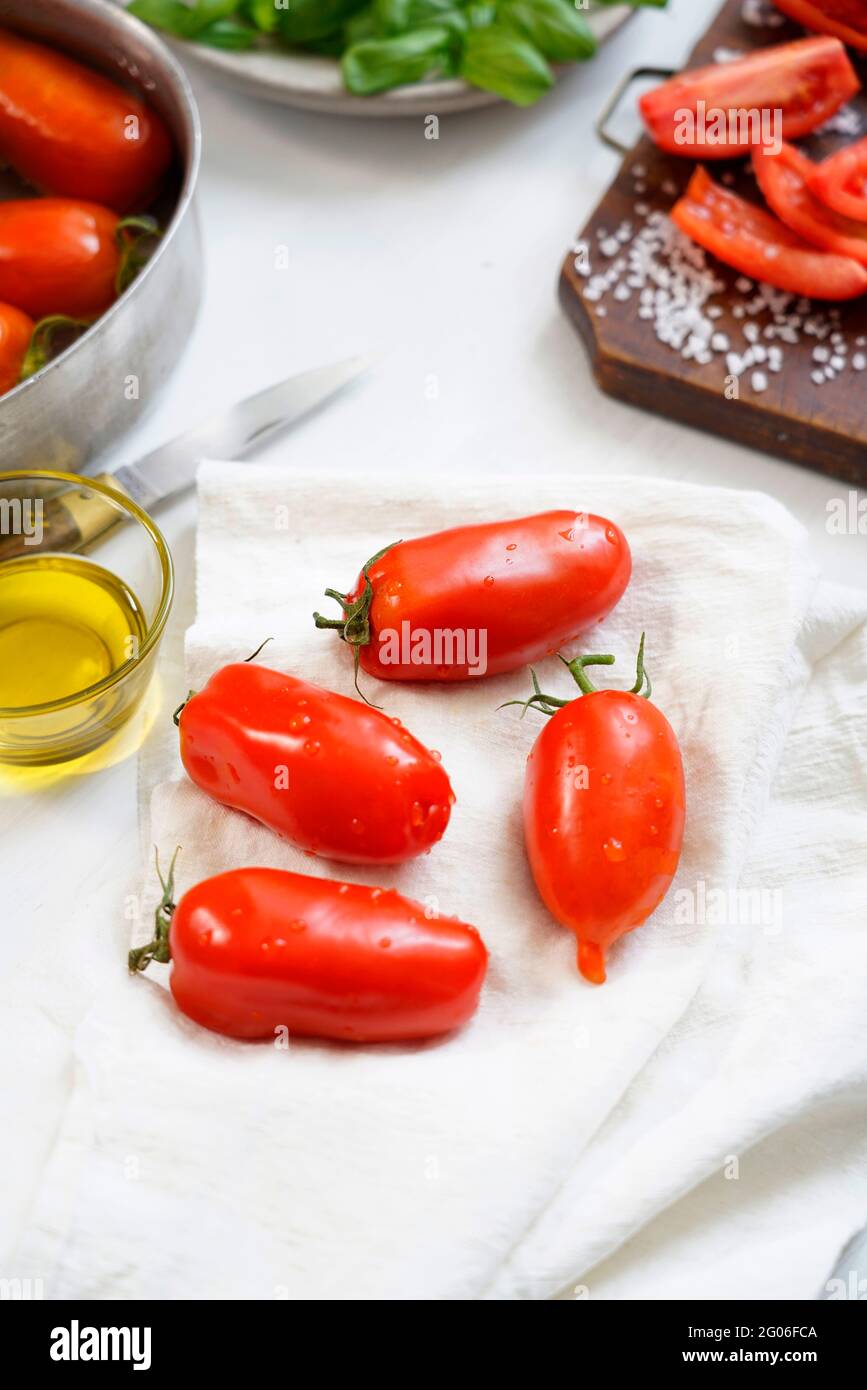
[13,464,867,1300]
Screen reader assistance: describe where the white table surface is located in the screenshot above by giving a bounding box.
[4,0,865,1290]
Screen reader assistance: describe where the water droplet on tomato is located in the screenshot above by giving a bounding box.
[603,838,626,862]
[289,919,306,932]
[411,802,426,827]
[379,937,392,950]
[303,740,320,756]
[483,575,495,587]
[601,773,612,785]
[337,884,349,895]
[559,528,575,542]
[605,527,617,544]
[391,717,402,727]
[650,825,658,836]
[386,754,398,766]
[655,797,664,808]
[430,749,442,762]
[506,543,517,551]
[351,819,364,835]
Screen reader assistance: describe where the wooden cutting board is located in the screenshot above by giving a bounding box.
[560,0,867,486]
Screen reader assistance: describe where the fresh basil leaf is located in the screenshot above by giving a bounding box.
[196,16,257,47]
[277,0,368,43]
[190,0,242,25]
[127,1,202,36]
[502,0,595,62]
[128,0,240,38]
[373,0,412,31]
[344,7,378,45]
[374,0,465,35]
[466,2,496,27]
[460,25,552,105]
[243,0,280,32]
[342,26,452,94]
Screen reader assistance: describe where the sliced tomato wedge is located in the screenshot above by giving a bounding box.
[809,137,867,221]
[772,0,867,53]
[670,166,867,300]
[639,37,859,157]
[754,142,867,264]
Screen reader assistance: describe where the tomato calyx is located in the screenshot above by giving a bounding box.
[19,314,91,381]
[172,638,273,728]
[115,214,162,296]
[503,633,652,718]
[313,540,401,704]
[128,846,180,974]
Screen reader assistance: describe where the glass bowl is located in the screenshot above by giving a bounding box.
[0,470,173,766]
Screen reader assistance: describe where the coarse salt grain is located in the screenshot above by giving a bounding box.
[576,203,857,396]
[742,0,785,25]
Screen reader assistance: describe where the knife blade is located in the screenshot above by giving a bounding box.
[0,356,368,561]
[111,354,368,513]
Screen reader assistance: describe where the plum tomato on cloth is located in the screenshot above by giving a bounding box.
[129,862,488,1043]
[809,137,867,220]
[0,302,34,396]
[0,28,172,213]
[753,142,867,264]
[513,637,685,985]
[313,511,632,688]
[639,37,859,157]
[671,166,867,300]
[176,663,455,864]
[771,0,867,53]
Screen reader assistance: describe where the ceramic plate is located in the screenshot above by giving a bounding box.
[167,5,634,117]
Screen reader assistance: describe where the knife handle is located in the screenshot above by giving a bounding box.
[0,473,128,562]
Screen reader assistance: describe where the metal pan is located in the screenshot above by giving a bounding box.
[0,0,202,472]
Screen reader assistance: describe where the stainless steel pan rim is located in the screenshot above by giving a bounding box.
[0,0,203,468]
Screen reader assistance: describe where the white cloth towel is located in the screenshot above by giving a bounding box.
[11,464,867,1300]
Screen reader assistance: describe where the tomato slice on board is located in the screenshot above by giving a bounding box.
[809,137,867,221]
[753,142,867,265]
[639,37,859,157]
[772,0,867,53]
[670,166,867,300]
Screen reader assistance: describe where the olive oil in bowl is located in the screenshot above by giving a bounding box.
[0,470,173,769]
[0,553,155,765]
[0,553,147,709]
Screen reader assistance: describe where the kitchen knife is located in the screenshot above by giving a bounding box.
[0,356,367,559]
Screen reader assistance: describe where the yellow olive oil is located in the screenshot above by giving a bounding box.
[0,554,147,709]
